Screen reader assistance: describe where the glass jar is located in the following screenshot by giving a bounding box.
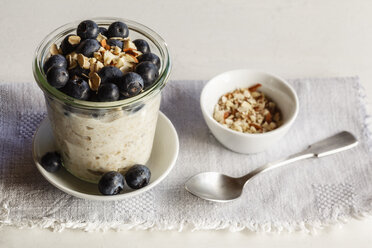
[33,18,171,183]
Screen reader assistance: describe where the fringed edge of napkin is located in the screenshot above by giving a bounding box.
[1,77,372,233]
[1,201,372,233]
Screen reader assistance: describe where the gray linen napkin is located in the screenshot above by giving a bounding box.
[0,77,371,232]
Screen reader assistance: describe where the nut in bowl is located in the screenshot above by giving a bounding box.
[200,69,299,154]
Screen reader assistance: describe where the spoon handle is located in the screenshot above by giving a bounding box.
[238,131,358,184]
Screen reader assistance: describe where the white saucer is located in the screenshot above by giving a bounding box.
[32,111,179,201]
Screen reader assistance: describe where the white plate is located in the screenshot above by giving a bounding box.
[32,111,179,201]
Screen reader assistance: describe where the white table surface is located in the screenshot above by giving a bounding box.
[0,0,371,247]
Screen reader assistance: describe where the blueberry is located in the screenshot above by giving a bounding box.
[97,83,120,102]
[61,78,90,100]
[137,53,161,69]
[98,171,125,195]
[133,39,150,54]
[43,55,68,73]
[60,35,79,55]
[98,27,108,37]
[68,66,90,79]
[98,66,123,84]
[76,39,101,57]
[107,21,129,38]
[119,72,144,96]
[135,61,159,87]
[125,164,151,189]
[46,67,69,89]
[107,39,123,48]
[77,20,99,40]
[40,152,62,173]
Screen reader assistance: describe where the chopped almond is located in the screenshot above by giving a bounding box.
[248,83,262,92]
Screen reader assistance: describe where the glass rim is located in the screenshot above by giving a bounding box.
[33,17,172,109]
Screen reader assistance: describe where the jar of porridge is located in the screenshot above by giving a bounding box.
[33,18,171,183]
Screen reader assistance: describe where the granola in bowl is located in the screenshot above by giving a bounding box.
[213,84,282,134]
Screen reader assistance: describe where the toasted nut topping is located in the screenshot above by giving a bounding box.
[213,86,282,133]
[94,61,104,72]
[66,52,78,69]
[77,54,90,69]
[124,48,141,57]
[103,50,115,66]
[89,72,101,91]
[93,51,103,61]
[100,39,107,47]
[114,57,125,68]
[50,44,60,55]
[123,39,137,50]
[68,35,81,45]
[248,83,262,92]
[96,33,107,42]
[88,57,97,65]
[98,46,106,53]
[112,46,121,55]
[124,54,138,63]
[119,63,135,73]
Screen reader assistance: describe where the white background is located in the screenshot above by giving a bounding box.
[0,0,372,247]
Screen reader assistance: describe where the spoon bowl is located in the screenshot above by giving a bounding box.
[185,172,244,202]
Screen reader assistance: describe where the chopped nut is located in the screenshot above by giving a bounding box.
[248,83,262,92]
[96,33,107,42]
[213,86,281,134]
[103,50,115,66]
[100,39,107,47]
[94,61,104,72]
[66,52,78,69]
[49,44,60,55]
[68,35,81,45]
[122,53,138,63]
[123,39,137,50]
[77,54,90,69]
[89,57,97,64]
[88,72,101,91]
[119,63,135,73]
[98,46,106,53]
[265,112,272,123]
[114,57,125,68]
[112,46,121,55]
[93,51,103,61]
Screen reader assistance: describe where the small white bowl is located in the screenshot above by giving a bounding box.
[200,69,299,154]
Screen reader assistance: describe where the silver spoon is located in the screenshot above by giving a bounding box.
[185,131,358,202]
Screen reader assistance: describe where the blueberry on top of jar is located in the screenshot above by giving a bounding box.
[46,67,69,89]
[61,77,90,100]
[137,52,161,69]
[133,39,151,54]
[75,39,101,57]
[98,27,108,37]
[107,21,129,38]
[135,61,159,87]
[119,72,144,96]
[43,54,68,73]
[98,66,124,84]
[77,20,99,40]
[97,83,120,102]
